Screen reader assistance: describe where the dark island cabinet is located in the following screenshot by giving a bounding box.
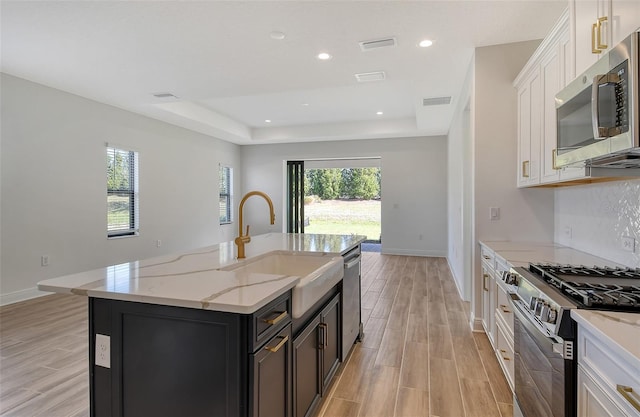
[89,291,292,417]
[293,293,341,417]
[251,324,292,417]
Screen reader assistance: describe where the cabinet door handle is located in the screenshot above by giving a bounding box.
[264,335,289,353]
[483,274,489,291]
[552,149,560,170]
[617,385,640,412]
[318,323,328,348]
[500,304,511,314]
[264,311,288,325]
[596,16,608,50]
[591,22,602,54]
[522,160,530,178]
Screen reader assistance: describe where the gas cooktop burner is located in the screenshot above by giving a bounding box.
[528,263,640,311]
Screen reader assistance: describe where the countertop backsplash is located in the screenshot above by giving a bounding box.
[554,179,640,268]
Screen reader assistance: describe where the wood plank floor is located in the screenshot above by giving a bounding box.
[0,253,512,417]
[312,253,513,417]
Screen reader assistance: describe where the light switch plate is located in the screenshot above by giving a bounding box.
[95,334,111,368]
[489,207,500,221]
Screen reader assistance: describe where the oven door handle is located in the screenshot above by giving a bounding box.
[510,298,565,358]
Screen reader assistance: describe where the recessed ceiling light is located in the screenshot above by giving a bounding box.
[301,103,310,106]
[270,31,286,40]
[265,119,272,123]
[376,111,384,115]
[419,39,433,48]
[317,52,332,60]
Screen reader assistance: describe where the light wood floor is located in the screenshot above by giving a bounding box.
[0,253,512,417]
[312,253,513,417]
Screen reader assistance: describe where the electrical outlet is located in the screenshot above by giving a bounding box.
[622,236,636,253]
[156,240,162,247]
[564,226,572,239]
[95,334,111,368]
[41,255,49,267]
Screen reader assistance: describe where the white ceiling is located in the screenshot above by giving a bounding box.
[1,1,567,145]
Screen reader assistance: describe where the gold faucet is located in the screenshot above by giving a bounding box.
[235,191,276,259]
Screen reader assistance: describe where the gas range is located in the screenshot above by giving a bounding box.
[502,263,640,339]
[528,264,640,311]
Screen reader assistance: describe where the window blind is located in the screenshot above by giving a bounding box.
[219,165,233,224]
[107,146,139,237]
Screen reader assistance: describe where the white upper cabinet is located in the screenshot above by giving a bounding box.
[572,0,640,76]
[515,9,581,188]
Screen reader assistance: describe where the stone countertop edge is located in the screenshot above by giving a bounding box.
[37,233,366,314]
[571,309,640,369]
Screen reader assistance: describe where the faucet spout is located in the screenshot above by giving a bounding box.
[235,191,276,259]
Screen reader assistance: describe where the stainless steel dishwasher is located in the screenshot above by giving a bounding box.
[341,245,363,360]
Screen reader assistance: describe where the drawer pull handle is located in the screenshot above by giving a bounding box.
[264,335,289,353]
[264,311,288,325]
[617,385,640,412]
[500,305,511,313]
[502,356,511,361]
[483,255,491,260]
[500,349,506,353]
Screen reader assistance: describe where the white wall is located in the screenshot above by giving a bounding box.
[241,137,448,257]
[446,40,556,326]
[447,61,473,301]
[555,180,640,268]
[0,74,241,304]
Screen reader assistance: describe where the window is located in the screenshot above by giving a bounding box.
[107,146,139,237]
[219,165,233,224]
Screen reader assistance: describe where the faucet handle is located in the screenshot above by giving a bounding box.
[246,225,250,236]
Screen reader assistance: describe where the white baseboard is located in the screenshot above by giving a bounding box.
[446,257,468,301]
[469,312,484,332]
[1,287,51,306]
[381,248,447,257]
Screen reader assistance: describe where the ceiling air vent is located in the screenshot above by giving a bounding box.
[355,71,386,82]
[152,92,178,99]
[423,96,452,106]
[359,37,397,51]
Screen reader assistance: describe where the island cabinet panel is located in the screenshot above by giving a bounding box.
[89,291,293,417]
[251,325,293,417]
[293,315,322,417]
[293,293,342,417]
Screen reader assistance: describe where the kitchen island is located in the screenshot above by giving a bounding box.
[38,233,366,417]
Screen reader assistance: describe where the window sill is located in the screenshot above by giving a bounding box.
[108,232,140,240]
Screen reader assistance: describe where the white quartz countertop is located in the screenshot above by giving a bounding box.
[571,309,640,370]
[479,240,622,268]
[38,233,366,314]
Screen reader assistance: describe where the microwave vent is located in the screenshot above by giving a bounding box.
[589,154,640,168]
[423,96,452,106]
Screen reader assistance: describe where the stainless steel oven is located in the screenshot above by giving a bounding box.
[506,263,640,417]
[512,298,576,417]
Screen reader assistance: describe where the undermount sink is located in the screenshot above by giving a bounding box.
[219,251,344,318]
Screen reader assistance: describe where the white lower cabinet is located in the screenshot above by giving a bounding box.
[578,365,629,417]
[577,323,640,417]
[495,314,515,391]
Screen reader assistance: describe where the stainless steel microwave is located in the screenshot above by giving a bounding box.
[555,31,639,168]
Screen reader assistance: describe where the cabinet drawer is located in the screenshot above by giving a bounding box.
[480,245,495,269]
[578,364,630,417]
[495,282,514,336]
[495,318,514,392]
[252,291,292,352]
[578,326,640,416]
